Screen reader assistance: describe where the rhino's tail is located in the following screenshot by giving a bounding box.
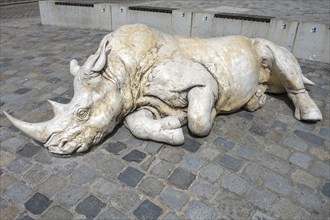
[252,38,315,93]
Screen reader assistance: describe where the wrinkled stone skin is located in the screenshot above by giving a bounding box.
[5,24,322,154]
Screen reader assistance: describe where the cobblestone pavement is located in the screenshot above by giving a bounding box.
[1,3,330,220]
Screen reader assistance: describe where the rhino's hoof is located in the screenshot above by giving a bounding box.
[171,128,185,145]
[301,109,322,121]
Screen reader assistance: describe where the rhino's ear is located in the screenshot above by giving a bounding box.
[70,59,81,76]
[92,40,109,72]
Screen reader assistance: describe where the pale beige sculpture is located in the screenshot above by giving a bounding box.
[5,24,322,154]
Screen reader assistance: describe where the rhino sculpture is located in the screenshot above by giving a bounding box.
[5,24,322,154]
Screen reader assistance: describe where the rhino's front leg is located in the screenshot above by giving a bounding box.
[187,85,218,136]
[124,109,184,145]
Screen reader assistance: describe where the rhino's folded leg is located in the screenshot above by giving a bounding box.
[243,85,267,112]
[187,86,217,136]
[124,109,184,145]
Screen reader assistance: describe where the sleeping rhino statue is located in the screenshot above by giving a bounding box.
[5,24,322,154]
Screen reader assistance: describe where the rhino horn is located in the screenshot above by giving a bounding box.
[3,111,49,143]
[70,59,81,76]
[47,100,66,115]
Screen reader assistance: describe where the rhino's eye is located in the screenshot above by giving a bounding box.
[76,108,90,120]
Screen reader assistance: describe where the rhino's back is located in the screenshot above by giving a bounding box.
[110,24,261,113]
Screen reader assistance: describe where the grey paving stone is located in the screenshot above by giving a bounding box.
[75,195,106,219]
[86,151,126,176]
[104,141,127,155]
[180,155,205,173]
[55,184,87,207]
[145,141,162,155]
[246,186,277,210]
[295,185,325,214]
[198,148,220,160]
[321,182,330,198]
[251,210,274,220]
[264,171,293,195]
[90,178,119,198]
[1,136,28,153]
[37,175,67,197]
[14,88,31,94]
[181,138,201,152]
[23,164,48,186]
[112,126,131,141]
[258,152,290,175]
[242,163,264,182]
[289,152,311,169]
[221,173,250,196]
[0,150,16,168]
[185,200,217,220]
[283,136,309,151]
[98,207,129,220]
[199,163,223,182]
[311,161,330,179]
[217,154,243,171]
[271,120,288,132]
[271,198,311,220]
[319,128,330,139]
[122,149,146,163]
[237,144,256,160]
[41,205,73,220]
[291,169,320,188]
[159,187,188,211]
[140,155,155,171]
[168,167,196,190]
[150,160,174,178]
[7,157,32,174]
[33,149,53,165]
[71,165,98,184]
[3,181,33,205]
[191,178,217,199]
[213,137,235,151]
[117,166,145,187]
[54,161,78,176]
[47,77,61,83]
[294,130,325,146]
[17,215,34,220]
[25,193,52,215]
[236,110,254,120]
[138,176,164,197]
[50,96,70,104]
[213,191,254,219]
[111,189,142,212]
[0,205,21,220]
[160,146,185,163]
[127,136,145,147]
[133,199,163,220]
[163,212,181,220]
[16,142,41,158]
[265,144,290,159]
[249,123,269,137]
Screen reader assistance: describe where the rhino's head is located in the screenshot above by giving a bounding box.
[5,35,131,154]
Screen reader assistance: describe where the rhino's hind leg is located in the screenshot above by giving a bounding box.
[255,38,322,121]
[124,109,184,145]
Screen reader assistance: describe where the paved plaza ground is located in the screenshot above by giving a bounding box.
[0,1,329,220]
